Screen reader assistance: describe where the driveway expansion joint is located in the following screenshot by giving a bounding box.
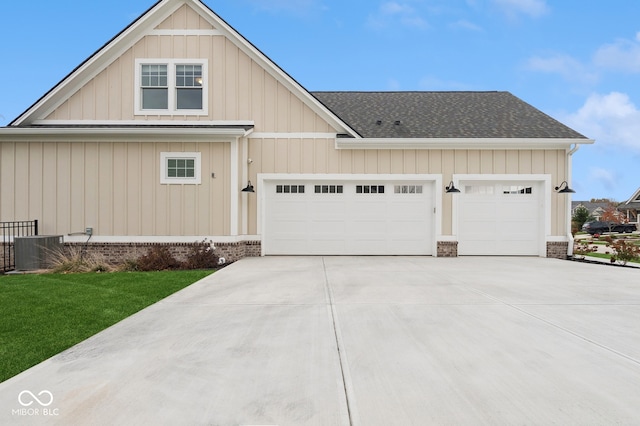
[322,257,356,426]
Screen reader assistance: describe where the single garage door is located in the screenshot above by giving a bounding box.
[264,180,434,255]
[458,182,542,255]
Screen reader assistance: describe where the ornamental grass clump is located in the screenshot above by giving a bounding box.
[48,246,112,273]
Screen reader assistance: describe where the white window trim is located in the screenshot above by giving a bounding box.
[135,59,209,116]
[160,152,202,185]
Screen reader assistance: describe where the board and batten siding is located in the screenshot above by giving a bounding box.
[246,138,569,236]
[0,141,231,237]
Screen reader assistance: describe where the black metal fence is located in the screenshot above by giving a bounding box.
[1,220,38,272]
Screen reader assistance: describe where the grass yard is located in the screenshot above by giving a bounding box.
[0,270,212,383]
[584,252,640,265]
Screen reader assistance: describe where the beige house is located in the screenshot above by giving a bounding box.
[0,0,594,261]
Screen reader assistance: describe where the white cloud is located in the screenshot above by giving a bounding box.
[245,0,322,16]
[525,53,598,84]
[387,78,402,90]
[380,2,413,15]
[589,167,617,191]
[450,19,484,32]
[367,2,429,30]
[492,0,548,18]
[563,92,640,152]
[593,35,640,73]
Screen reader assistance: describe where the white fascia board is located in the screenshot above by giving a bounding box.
[0,127,248,142]
[336,137,595,150]
[11,0,186,126]
[248,132,337,139]
[31,119,255,127]
[258,173,441,182]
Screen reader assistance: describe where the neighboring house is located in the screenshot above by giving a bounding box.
[571,201,612,221]
[620,188,640,224]
[0,0,594,261]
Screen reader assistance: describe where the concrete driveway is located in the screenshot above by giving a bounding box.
[1,256,640,425]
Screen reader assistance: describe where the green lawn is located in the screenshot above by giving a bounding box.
[584,252,640,265]
[0,270,212,383]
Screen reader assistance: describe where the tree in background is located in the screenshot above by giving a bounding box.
[600,203,627,232]
[572,205,592,232]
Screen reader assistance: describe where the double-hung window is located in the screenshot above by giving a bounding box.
[141,64,168,109]
[176,65,203,109]
[136,59,207,115]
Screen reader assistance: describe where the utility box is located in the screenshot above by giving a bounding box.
[14,235,63,270]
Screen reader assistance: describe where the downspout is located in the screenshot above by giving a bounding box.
[566,143,580,256]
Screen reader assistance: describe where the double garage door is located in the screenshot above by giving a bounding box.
[263,180,434,255]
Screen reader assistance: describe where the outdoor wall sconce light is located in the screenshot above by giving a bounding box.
[554,181,575,194]
[241,181,255,193]
[445,181,460,193]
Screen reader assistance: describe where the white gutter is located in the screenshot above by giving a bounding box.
[336,137,595,150]
[0,127,249,142]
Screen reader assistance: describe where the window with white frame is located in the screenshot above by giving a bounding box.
[136,59,207,115]
[394,185,423,194]
[160,152,201,184]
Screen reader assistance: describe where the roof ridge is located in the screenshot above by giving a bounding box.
[310,90,504,94]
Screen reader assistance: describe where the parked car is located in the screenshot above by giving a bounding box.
[582,221,637,235]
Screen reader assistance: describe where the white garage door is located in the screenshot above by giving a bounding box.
[264,180,434,255]
[458,182,542,255]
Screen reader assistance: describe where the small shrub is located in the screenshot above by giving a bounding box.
[117,258,140,272]
[182,239,220,270]
[604,236,640,266]
[136,246,181,271]
[573,238,597,260]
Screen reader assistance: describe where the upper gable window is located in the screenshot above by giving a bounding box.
[135,59,208,116]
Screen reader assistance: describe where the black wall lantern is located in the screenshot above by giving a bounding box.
[554,181,575,194]
[445,181,460,193]
[241,181,255,193]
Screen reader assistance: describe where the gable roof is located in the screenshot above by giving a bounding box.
[312,91,589,139]
[621,187,640,208]
[7,0,359,137]
[572,201,617,214]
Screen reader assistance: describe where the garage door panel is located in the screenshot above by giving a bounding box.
[265,180,433,255]
[271,221,308,234]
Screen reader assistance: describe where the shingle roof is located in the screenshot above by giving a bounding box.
[572,201,615,214]
[311,91,588,139]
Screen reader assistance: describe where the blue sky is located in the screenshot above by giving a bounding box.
[1,0,639,202]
